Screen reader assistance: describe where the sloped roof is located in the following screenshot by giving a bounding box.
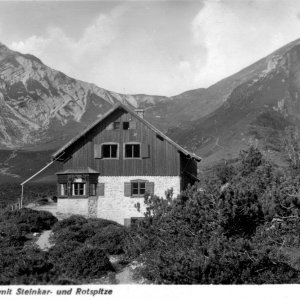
[56,167,99,175]
[52,102,201,162]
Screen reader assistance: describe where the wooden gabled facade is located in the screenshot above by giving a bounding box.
[52,103,201,225]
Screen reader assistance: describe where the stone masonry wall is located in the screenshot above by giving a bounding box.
[97,176,181,225]
[57,176,181,224]
[57,198,89,217]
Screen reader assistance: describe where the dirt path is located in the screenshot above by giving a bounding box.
[115,266,139,284]
[106,257,146,284]
[35,230,53,250]
[31,204,146,284]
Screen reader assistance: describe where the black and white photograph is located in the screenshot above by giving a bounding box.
[1,0,300,297]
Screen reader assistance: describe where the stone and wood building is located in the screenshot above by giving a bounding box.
[52,103,201,225]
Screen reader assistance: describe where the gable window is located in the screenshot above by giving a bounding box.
[72,182,86,196]
[102,144,118,158]
[132,181,146,196]
[113,122,120,130]
[123,122,130,130]
[125,143,140,158]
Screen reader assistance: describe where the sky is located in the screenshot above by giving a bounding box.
[1,0,300,96]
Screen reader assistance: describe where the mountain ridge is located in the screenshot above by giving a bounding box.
[2,38,300,180]
[169,38,300,167]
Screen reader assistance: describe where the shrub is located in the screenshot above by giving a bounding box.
[61,246,114,280]
[52,215,88,232]
[0,222,28,248]
[0,208,57,233]
[239,146,263,176]
[49,241,83,265]
[0,246,62,285]
[87,224,127,255]
[214,162,235,184]
[52,216,124,249]
[124,147,300,284]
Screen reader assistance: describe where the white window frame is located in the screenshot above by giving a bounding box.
[131,180,146,197]
[72,182,86,196]
[101,143,119,159]
[124,142,141,159]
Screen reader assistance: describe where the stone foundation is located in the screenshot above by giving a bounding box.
[88,197,98,218]
[57,198,89,216]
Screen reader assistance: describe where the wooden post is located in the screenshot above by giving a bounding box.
[19,152,65,209]
[20,185,24,208]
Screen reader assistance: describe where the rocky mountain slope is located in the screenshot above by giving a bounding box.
[0,42,171,150]
[1,38,285,151]
[169,39,300,167]
[2,39,300,181]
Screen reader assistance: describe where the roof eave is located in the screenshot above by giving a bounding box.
[51,103,123,160]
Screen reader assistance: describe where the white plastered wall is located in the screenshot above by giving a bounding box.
[97,176,181,224]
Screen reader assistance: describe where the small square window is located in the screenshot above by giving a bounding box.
[131,181,146,196]
[123,122,130,130]
[113,122,120,130]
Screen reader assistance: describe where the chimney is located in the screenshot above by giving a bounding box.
[134,108,145,119]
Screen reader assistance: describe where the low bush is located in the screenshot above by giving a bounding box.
[87,224,127,255]
[49,241,83,265]
[56,246,115,280]
[0,246,62,285]
[124,147,300,284]
[52,215,117,233]
[0,208,57,233]
[0,222,28,248]
[52,216,126,253]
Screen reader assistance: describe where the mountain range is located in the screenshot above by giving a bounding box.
[1,39,300,182]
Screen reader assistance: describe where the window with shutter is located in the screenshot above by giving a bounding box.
[129,121,136,129]
[106,123,114,130]
[113,122,120,130]
[67,182,71,196]
[102,144,119,159]
[145,182,155,194]
[89,183,97,196]
[94,144,102,159]
[59,183,68,196]
[124,182,131,197]
[72,183,86,196]
[124,144,141,158]
[141,144,150,158]
[97,183,105,196]
[128,180,153,197]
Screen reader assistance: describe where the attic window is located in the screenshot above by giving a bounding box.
[125,144,140,158]
[102,144,118,158]
[113,122,120,130]
[123,122,130,130]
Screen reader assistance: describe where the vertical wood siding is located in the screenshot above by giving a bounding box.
[62,108,182,176]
